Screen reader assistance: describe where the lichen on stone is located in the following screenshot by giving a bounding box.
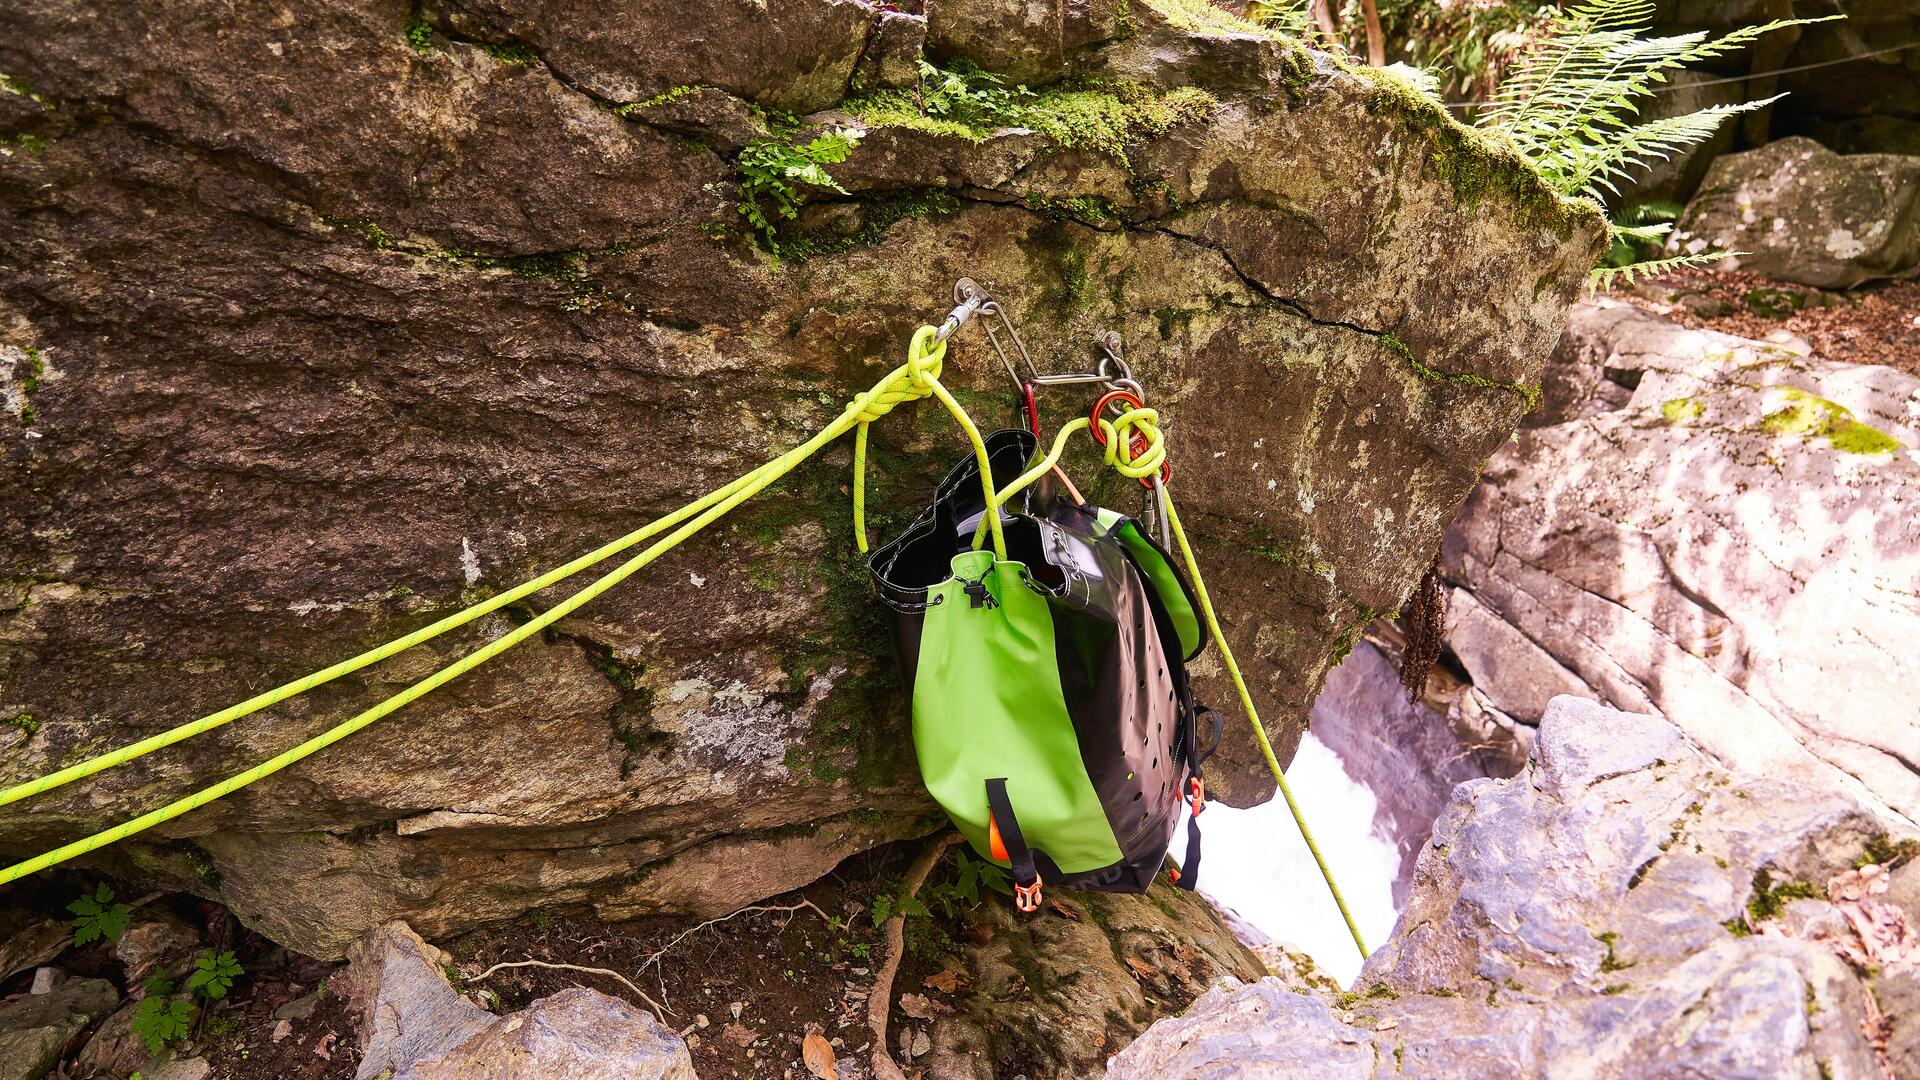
[1757,387,1904,456]
[1660,396,1704,424]
[1380,331,1541,409]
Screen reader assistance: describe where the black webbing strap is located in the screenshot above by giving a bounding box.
[984,777,1038,887]
[1174,705,1225,891]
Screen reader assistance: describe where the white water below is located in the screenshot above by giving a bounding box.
[1171,731,1403,986]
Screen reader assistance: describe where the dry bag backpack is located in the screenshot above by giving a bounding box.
[868,428,1222,910]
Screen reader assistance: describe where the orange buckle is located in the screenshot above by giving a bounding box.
[1014,880,1044,913]
[1168,865,1182,884]
[1188,776,1206,816]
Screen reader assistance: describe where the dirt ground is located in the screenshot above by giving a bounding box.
[1617,268,1920,377]
[5,840,1037,1080]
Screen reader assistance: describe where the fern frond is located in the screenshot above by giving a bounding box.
[1616,200,1685,225]
[1612,220,1673,245]
[1480,0,1835,202]
[1587,249,1734,291]
[1566,97,1780,200]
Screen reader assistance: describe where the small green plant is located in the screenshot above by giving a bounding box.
[736,127,864,250]
[405,13,435,54]
[8,712,38,736]
[68,884,131,946]
[922,849,1012,917]
[869,888,929,928]
[1595,199,1686,282]
[187,949,244,1000]
[527,908,555,935]
[132,975,195,1054]
[911,59,1037,131]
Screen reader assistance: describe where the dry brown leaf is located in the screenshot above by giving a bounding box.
[802,1031,839,1080]
[312,1031,336,1060]
[962,922,994,946]
[721,1021,756,1048]
[1051,897,1086,921]
[898,992,947,1020]
[1124,956,1157,980]
[922,969,967,994]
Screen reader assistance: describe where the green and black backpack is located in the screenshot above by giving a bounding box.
[868,427,1222,911]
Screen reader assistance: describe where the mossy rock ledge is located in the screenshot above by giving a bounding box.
[0,0,1604,958]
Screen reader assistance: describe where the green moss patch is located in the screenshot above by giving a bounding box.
[777,189,962,262]
[1743,287,1808,320]
[1758,388,1904,457]
[1357,70,1596,240]
[1380,332,1540,409]
[1730,868,1822,934]
[842,61,1217,166]
[616,84,704,116]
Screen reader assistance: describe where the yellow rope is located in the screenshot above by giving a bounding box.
[1,325,998,886]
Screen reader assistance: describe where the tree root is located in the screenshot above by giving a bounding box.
[636,899,829,980]
[471,958,672,1019]
[869,832,963,1080]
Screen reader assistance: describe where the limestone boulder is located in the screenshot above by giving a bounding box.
[1670,136,1920,287]
[1109,697,1918,1078]
[339,919,694,1080]
[397,988,695,1080]
[341,922,494,1080]
[926,0,1129,83]
[0,0,1601,956]
[1444,298,1920,826]
[0,977,119,1080]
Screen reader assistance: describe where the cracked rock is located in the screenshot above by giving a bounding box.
[1110,696,1915,1078]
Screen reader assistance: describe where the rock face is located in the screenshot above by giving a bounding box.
[1671,136,1920,287]
[341,920,694,1080]
[0,0,1601,956]
[1442,299,1920,827]
[921,882,1265,1079]
[0,976,119,1080]
[1109,696,1920,1078]
[1306,637,1525,905]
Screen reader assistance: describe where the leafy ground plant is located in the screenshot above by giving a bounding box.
[188,949,244,1000]
[68,883,131,946]
[133,975,195,1054]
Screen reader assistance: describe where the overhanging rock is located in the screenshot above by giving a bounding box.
[0,0,1602,955]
